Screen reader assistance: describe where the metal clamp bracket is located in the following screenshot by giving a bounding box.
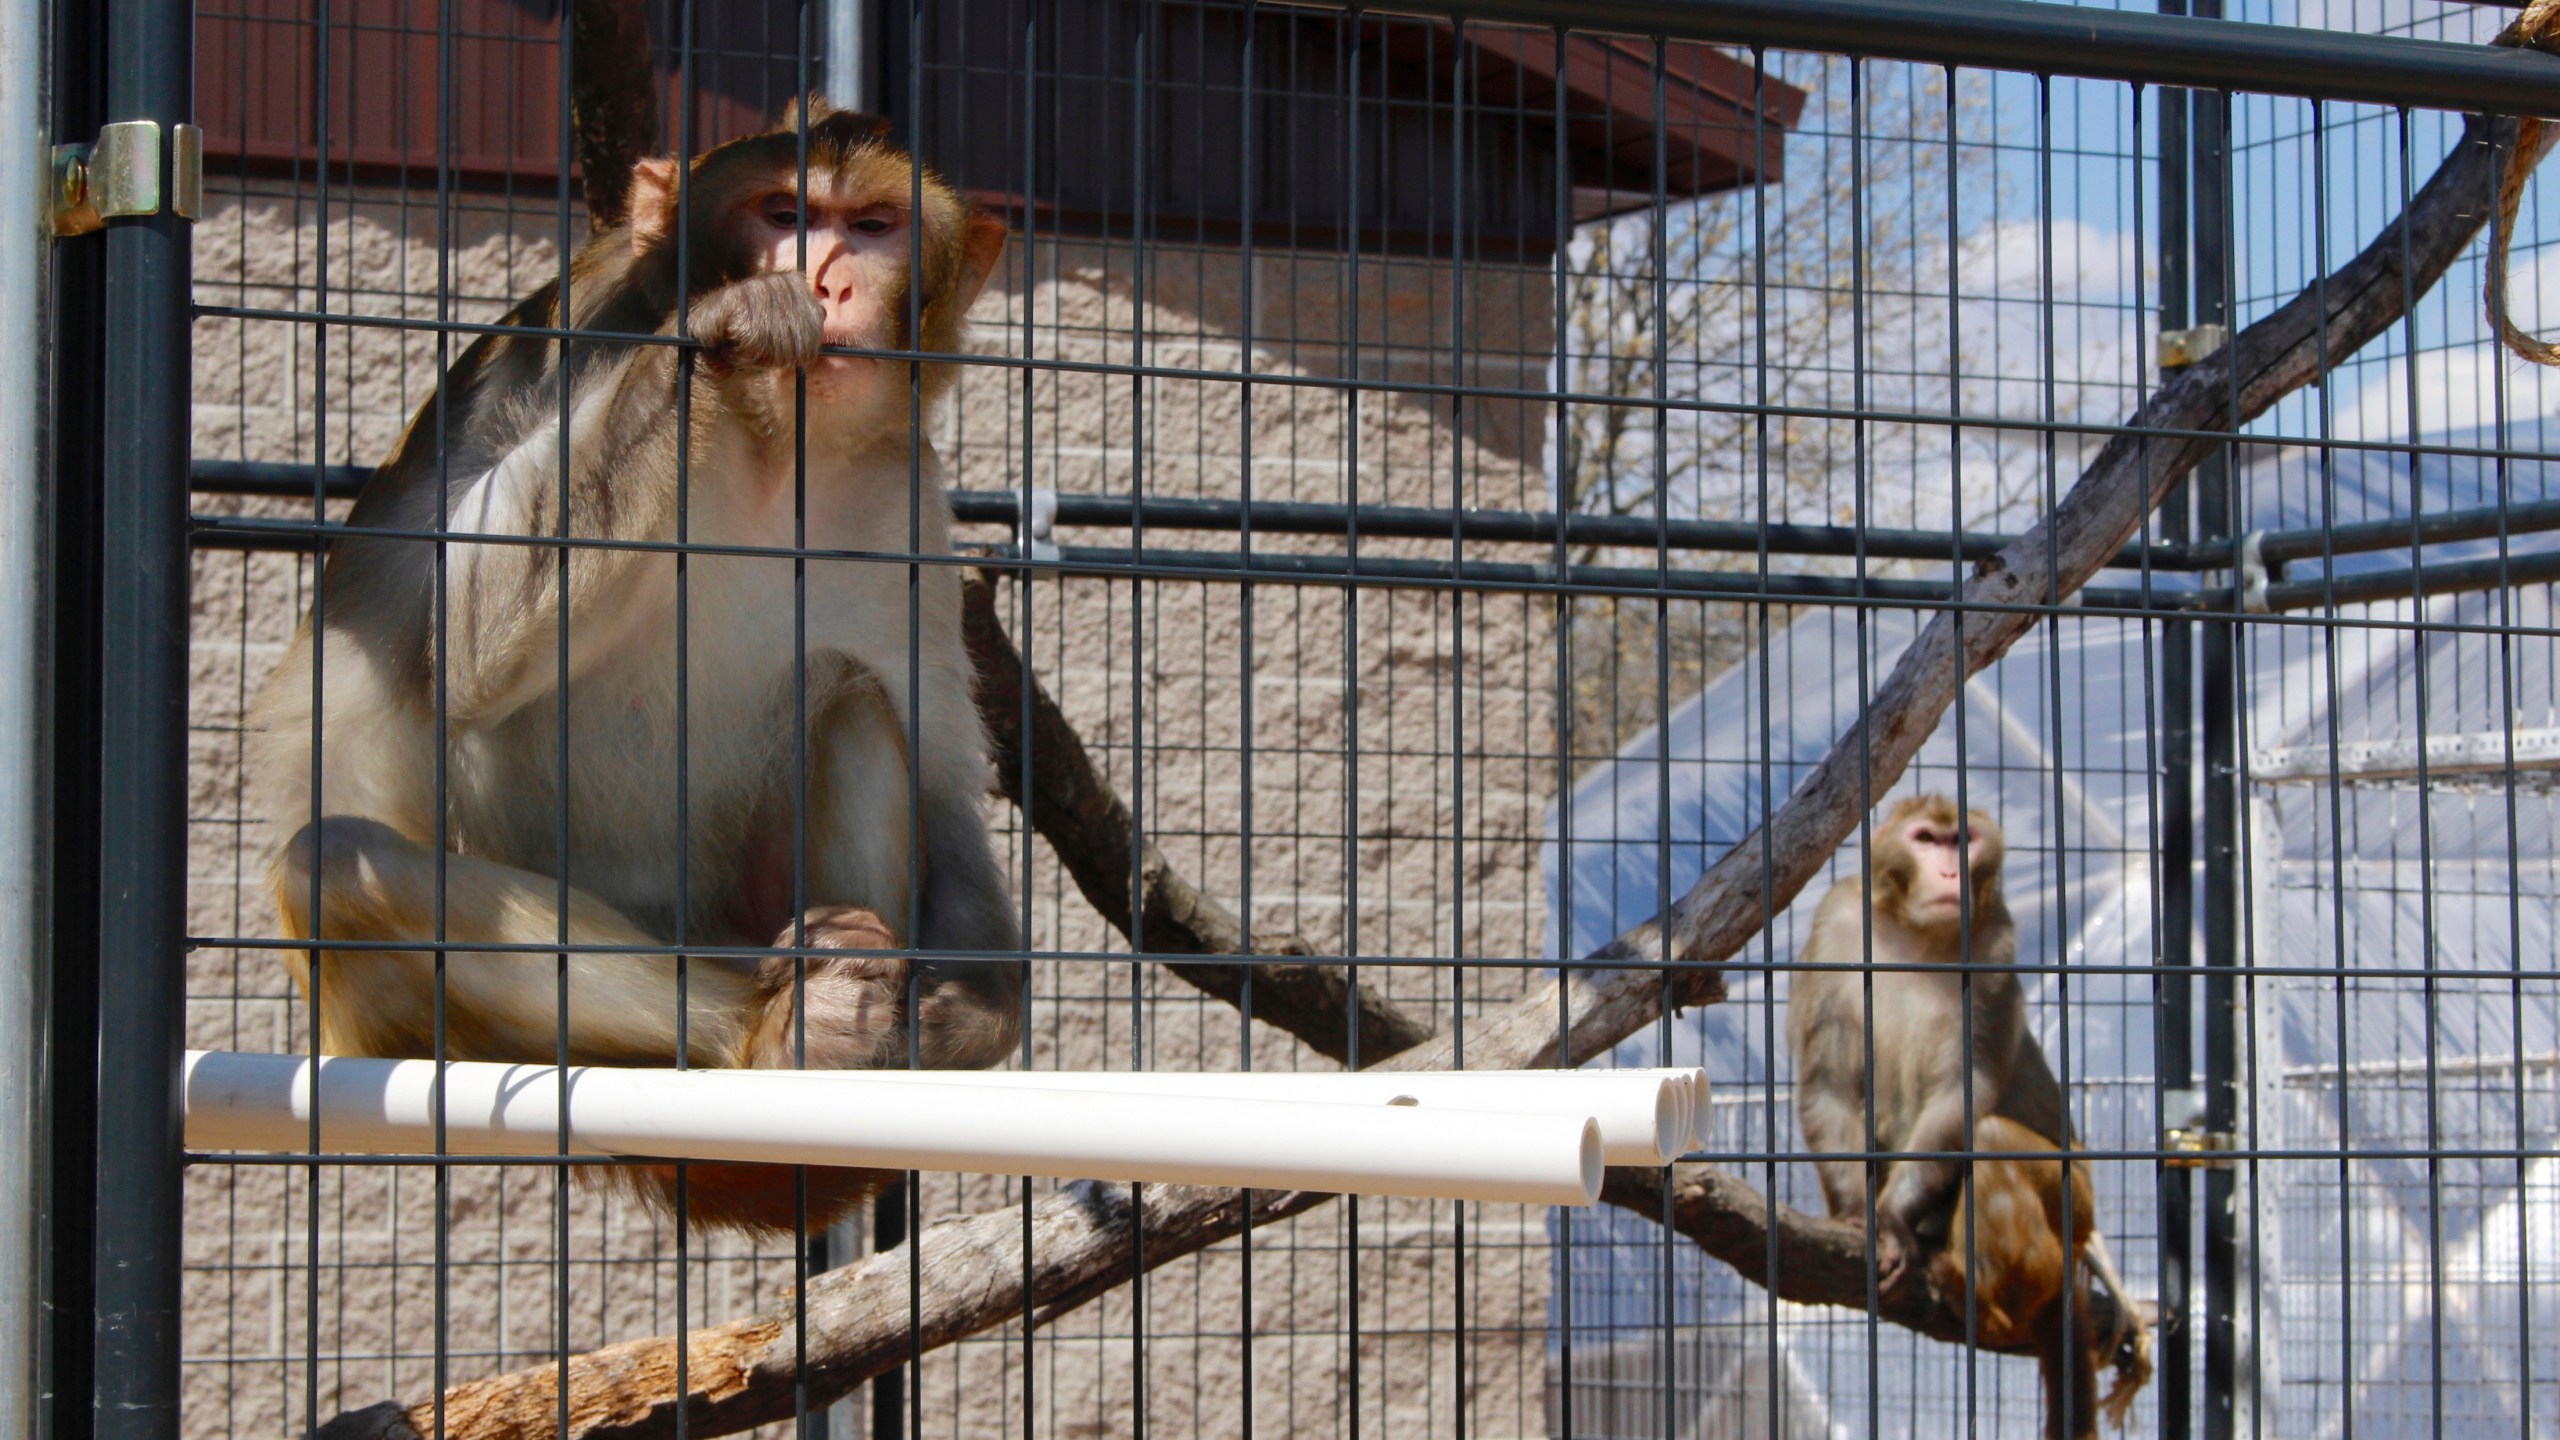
[2161,1087,2238,1169]
[2163,1126,2237,1169]
[2158,323,2230,371]
[1022,487,1060,563]
[52,120,201,236]
[2237,529,2271,614]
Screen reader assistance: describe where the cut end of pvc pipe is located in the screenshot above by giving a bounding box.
[1648,1082,1684,1166]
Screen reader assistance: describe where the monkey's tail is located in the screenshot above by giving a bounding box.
[2082,1229,2154,1429]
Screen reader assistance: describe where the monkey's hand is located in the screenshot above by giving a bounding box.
[692,271,826,372]
[1871,1208,1922,1300]
[746,906,909,1070]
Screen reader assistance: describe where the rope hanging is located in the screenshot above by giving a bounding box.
[2488,0,2560,364]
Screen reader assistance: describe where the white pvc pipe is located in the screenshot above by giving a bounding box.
[182,1051,1603,1206]
[831,1067,1707,1166]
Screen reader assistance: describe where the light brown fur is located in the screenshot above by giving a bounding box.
[1933,1118,2152,1433]
[246,100,1023,1236]
[1788,795,2149,1438]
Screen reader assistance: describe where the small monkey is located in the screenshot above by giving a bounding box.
[1932,1117,2151,1436]
[1788,795,2149,1438]
[245,101,1023,1235]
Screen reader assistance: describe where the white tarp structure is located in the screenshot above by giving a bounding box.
[1545,428,2560,1438]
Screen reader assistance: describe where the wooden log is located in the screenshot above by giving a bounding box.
[315,105,2553,1440]
[319,1180,1340,1440]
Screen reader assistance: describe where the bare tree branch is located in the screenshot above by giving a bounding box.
[1597,1168,1996,1342]
[960,569,1438,1066]
[314,106,2551,1440]
[570,0,660,232]
[1599,1165,2019,1352]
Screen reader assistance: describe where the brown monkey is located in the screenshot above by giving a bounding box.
[1788,795,2150,1438]
[1932,1118,2151,1436]
[244,101,1023,1236]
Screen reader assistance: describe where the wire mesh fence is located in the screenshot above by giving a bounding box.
[36,0,2560,1438]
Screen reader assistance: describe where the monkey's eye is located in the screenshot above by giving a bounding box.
[762,200,803,228]
[855,216,894,235]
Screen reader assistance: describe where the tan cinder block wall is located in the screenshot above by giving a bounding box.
[184,182,1562,1440]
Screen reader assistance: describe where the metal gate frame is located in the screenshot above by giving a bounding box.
[38,0,195,1437]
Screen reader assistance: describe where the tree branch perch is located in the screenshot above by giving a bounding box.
[961,570,1439,1065]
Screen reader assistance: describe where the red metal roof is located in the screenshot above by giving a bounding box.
[1450,27,1809,220]
[197,2,1806,254]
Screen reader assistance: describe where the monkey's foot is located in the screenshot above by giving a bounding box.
[748,906,908,1069]
[1872,1211,1920,1299]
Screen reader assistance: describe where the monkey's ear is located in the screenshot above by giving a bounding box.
[628,157,681,252]
[952,210,1009,315]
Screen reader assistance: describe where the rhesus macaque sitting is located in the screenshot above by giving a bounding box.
[1788,794,2151,1438]
[245,101,1023,1235]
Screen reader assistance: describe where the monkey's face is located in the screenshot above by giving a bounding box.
[746,180,912,392]
[1882,800,2002,938]
[1893,813,1969,928]
[628,110,1006,433]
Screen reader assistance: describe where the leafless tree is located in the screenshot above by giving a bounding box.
[1555,62,2146,748]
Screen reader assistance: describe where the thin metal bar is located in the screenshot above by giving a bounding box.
[303,0,338,1431]
[1233,9,1260,1437]
[1285,0,2560,118]
[2192,57,2241,1440]
[2388,95,2449,1440]
[2485,99,2540,1440]
[1845,54,1883,1437]
[1443,24,1474,1440]
[429,0,460,1433]
[1013,6,1041,1440]
[896,4,933,1434]
[183,510,2560,621]
[1948,54,1985,1440]
[186,465,2560,575]
[2153,39,2198,1440]
[548,6,577,1438]
[2308,87,2357,1440]
[1749,41,1781,1440]
[182,300,2560,469]
[42,0,107,1409]
[2034,69,2084,1439]
[178,933,2560,986]
[792,11,818,1439]
[1339,14,1366,1439]
[671,0,702,1434]
[1645,31,1674,1438]
[1122,6,1152,1435]
[1546,21,1575,1439]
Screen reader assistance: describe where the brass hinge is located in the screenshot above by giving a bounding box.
[53,120,201,236]
[2157,323,2230,371]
